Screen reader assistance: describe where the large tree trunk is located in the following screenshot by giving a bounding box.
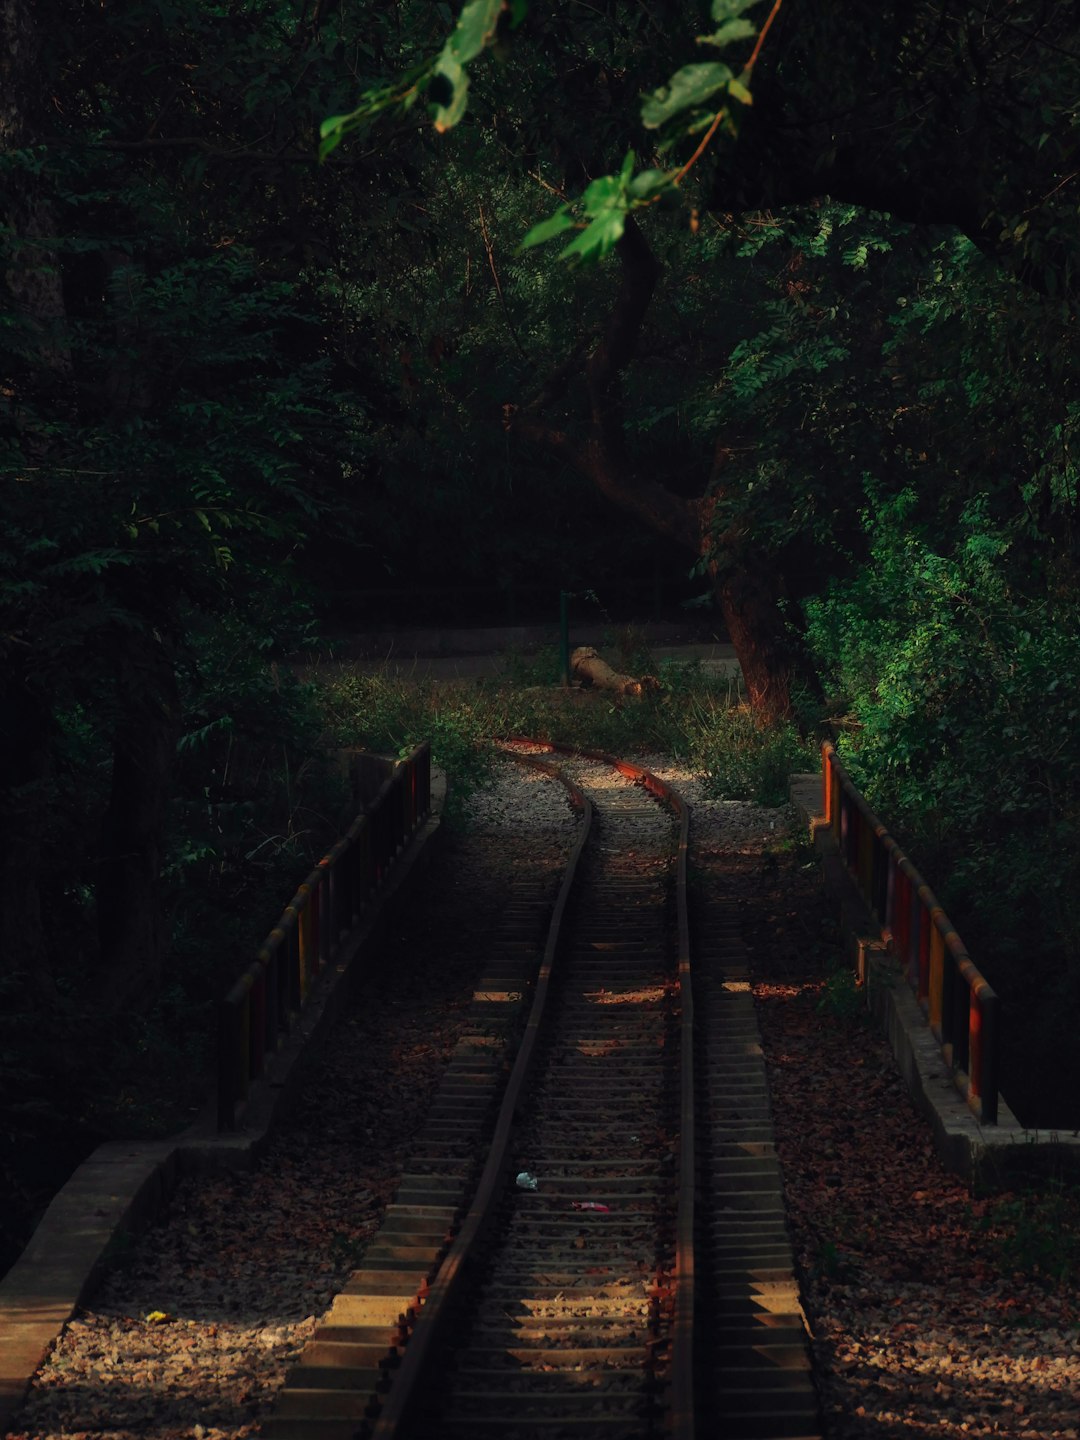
[511,218,798,722]
[95,627,180,1015]
[711,560,796,726]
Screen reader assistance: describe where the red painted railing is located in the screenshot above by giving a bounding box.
[822,742,1000,1124]
[217,742,432,1129]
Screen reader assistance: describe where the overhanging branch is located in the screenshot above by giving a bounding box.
[508,217,703,555]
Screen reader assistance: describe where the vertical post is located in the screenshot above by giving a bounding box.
[822,745,831,830]
[297,889,311,999]
[559,590,570,687]
[251,968,266,1079]
[980,992,999,1124]
[858,812,874,906]
[264,943,279,1053]
[287,916,302,1013]
[917,904,931,1001]
[928,924,945,1039]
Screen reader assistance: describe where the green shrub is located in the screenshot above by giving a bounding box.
[318,670,499,826]
[316,661,814,814]
[979,1180,1080,1285]
[806,491,1080,999]
[685,695,814,805]
[816,963,864,1024]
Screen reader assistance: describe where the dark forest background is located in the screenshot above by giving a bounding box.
[4,0,1080,1270]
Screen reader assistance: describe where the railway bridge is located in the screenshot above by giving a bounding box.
[2,737,1078,1440]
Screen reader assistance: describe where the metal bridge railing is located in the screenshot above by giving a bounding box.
[217,742,432,1131]
[822,741,1000,1124]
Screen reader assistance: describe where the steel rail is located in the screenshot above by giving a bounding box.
[368,748,593,1440]
[504,738,695,1440]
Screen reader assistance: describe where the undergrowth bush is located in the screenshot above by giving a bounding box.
[806,487,1080,1124]
[316,654,811,813]
[317,671,500,826]
[816,962,865,1024]
[684,694,814,805]
[979,1180,1080,1286]
[17,607,345,1136]
[1,610,348,1275]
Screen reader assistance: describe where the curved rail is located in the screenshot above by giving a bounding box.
[369,748,594,1440]
[511,740,695,1440]
[369,739,695,1438]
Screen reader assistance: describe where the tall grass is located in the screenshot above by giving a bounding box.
[315,655,815,818]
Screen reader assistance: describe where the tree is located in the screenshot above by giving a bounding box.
[1,0,76,998]
[324,0,1080,720]
[0,0,393,1011]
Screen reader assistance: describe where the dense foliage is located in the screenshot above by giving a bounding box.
[328,0,1080,1118]
[3,0,1080,1269]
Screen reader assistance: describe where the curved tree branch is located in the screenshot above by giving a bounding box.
[509,217,702,553]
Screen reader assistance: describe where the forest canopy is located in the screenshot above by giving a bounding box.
[3,0,1080,1211]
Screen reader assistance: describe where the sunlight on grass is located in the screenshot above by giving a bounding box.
[312,658,814,823]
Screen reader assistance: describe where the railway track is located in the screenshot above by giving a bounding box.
[265,743,819,1440]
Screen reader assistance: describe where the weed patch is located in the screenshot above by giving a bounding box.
[316,661,813,812]
[978,1180,1080,1285]
[817,963,864,1023]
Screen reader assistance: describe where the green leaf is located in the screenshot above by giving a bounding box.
[318,129,345,162]
[619,149,636,184]
[318,112,352,161]
[728,74,753,106]
[711,0,764,17]
[431,52,468,132]
[641,62,733,130]
[697,18,757,48]
[560,208,626,262]
[582,173,624,216]
[520,206,577,250]
[448,0,506,64]
[629,168,672,199]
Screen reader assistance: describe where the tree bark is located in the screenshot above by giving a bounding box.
[511,218,797,721]
[710,560,796,726]
[571,646,659,697]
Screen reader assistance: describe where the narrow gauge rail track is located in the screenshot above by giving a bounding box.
[369,742,694,1440]
[267,742,818,1440]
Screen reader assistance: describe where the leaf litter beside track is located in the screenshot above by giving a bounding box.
[7,778,573,1440]
[734,840,1080,1440]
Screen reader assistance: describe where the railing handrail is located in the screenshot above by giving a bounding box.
[217,741,432,1130]
[821,741,1000,1124]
